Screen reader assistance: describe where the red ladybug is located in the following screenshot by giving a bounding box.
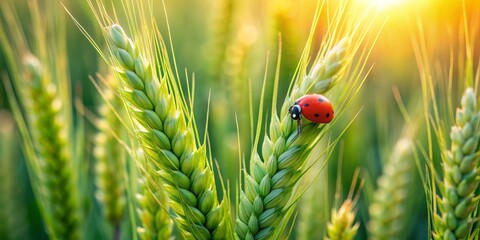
[288,94,334,133]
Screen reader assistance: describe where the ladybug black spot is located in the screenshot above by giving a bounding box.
[326,113,330,118]
[304,103,310,107]
[318,98,324,102]
[314,113,320,117]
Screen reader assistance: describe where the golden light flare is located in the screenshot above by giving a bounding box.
[364,0,416,14]
[373,0,405,7]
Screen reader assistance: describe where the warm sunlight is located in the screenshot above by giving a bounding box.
[370,0,407,9]
[1,0,479,239]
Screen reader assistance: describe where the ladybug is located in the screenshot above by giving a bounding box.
[288,94,334,133]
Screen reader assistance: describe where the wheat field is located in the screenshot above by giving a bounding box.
[0,0,479,239]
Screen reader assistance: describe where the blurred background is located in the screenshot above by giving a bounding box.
[0,0,479,239]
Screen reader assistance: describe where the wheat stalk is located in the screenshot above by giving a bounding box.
[235,37,350,240]
[326,200,359,240]
[94,75,127,238]
[367,137,414,240]
[433,88,480,240]
[105,24,232,239]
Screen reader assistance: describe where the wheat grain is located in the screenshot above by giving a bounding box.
[433,88,480,240]
[105,24,232,239]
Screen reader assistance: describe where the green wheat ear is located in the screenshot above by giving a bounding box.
[297,163,329,240]
[94,75,127,237]
[0,0,85,237]
[368,137,414,240]
[235,37,350,240]
[21,54,81,239]
[433,88,480,240]
[326,200,359,240]
[135,148,173,240]
[105,24,233,239]
[136,176,173,240]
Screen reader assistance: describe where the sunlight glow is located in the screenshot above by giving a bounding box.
[371,0,406,8]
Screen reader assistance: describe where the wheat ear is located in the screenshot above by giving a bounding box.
[367,137,414,240]
[136,149,173,240]
[105,24,232,239]
[297,167,328,240]
[433,88,480,240]
[326,200,359,240]
[22,54,80,239]
[136,176,173,240]
[235,38,350,240]
[94,75,127,238]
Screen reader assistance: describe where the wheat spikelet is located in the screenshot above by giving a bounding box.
[136,176,173,240]
[296,37,350,97]
[135,149,174,240]
[433,88,480,240]
[326,200,359,240]
[105,24,232,239]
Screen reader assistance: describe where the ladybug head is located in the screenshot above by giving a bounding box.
[289,103,302,120]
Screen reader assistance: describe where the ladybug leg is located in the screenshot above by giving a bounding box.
[297,118,303,135]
